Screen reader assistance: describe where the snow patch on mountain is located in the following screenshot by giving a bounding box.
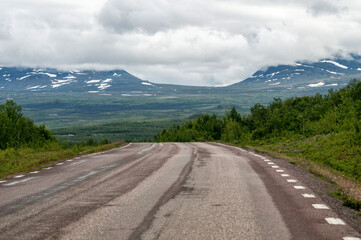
[18,75,31,80]
[326,70,338,75]
[27,85,47,90]
[308,82,325,87]
[269,82,281,86]
[266,72,280,78]
[141,82,155,86]
[320,60,348,69]
[86,80,101,84]
[43,73,57,78]
[98,83,111,90]
[51,79,74,88]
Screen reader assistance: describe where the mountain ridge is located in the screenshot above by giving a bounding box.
[2,56,361,95]
[231,56,361,90]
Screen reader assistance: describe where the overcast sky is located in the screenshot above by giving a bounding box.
[1,0,361,86]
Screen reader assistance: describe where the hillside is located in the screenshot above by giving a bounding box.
[231,56,361,91]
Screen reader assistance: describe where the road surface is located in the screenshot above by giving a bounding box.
[0,142,360,239]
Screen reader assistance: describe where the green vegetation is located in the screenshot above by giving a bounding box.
[0,84,327,130]
[0,140,124,179]
[0,100,122,179]
[0,100,55,149]
[155,80,361,202]
[52,119,187,142]
[329,190,361,211]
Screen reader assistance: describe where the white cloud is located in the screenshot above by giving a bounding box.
[0,0,361,86]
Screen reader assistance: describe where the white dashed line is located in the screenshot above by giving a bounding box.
[287,179,297,183]
[0,180,7,184]
[71,159,87,165]
[325,218,346,225]
[293,186,306,189]
[56,163,64,166]
[264,159,270,162]
[14,175,25,178]
[66,160,73,162]
[3,177,36,186]
[281,174,290,177]
[272,166,279,168]
[343,237,361,240]
[267,162,275,165]
[302,194,316,198]
[276,170,285,172]
[30,171,39,174]
[44,167,52,170]
[312,204,329,209]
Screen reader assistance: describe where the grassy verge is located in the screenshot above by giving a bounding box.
[0,141,125,179]
[233,133,361,212]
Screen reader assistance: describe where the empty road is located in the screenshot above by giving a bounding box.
[0,142,360,239]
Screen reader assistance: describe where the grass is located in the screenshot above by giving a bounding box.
[0,141,125,179]
[235,132,361,210]
[247,132,361,182]
[329,190,361,211]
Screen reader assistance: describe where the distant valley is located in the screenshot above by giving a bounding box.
[1,56,361,141]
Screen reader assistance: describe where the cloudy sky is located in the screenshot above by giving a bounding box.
[1,0,361,86]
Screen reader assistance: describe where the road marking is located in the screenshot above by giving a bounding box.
[272,166,279,168]
[276,169,285,172]
[30,171,39,174]
[56,163,64,166]
[0,180,6,183]
[343,237,361,240]
[44,167,52,170]
[293,186,306,189]
[267,162,275,165]
[264,159,270,162]
[287,179,297,183]
[312,204,329,209]
[66,159,73,162]
[71,159,87,165]
[325,218,346,225]
[3,177,36,186]
[281,174,290,177]
[14,175,25,178]
[78,171,97,180]
[302,194,316,198]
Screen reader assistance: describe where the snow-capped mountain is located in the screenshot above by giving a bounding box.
[231,56,361,90]
[0,67,166,94]
[1,55,361,95]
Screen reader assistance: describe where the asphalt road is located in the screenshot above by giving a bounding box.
[0,142,360,240]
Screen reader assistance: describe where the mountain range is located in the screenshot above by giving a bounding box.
[1,55,361,94]
[233,55,361,90]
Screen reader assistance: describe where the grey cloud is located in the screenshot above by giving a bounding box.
[308,1,342,16]
[0,0,361,86]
